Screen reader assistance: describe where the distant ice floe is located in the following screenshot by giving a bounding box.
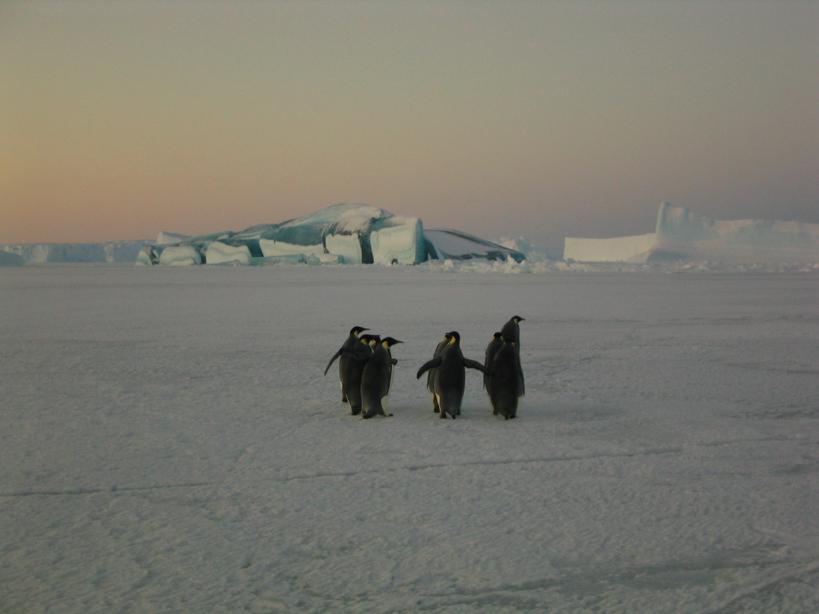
[565,202,819,266]
[0,241,148,265]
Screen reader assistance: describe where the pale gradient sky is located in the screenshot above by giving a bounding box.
[2,0,817,246]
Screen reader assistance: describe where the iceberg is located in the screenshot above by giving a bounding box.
[135,203,502,266]
[324,233,363,264]
[564,203,819,265]
[205,242,251,266]
[370,217,425,265]
[424,229,525,262]
[1,241,148,265]
[564,233,656,264]
[159,245,202,266]
[0,251,24,266]
[155,231,191,246]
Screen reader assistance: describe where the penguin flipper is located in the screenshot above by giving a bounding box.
[463,358,486,373]
[416,357,442,379]
[323,348,343,375]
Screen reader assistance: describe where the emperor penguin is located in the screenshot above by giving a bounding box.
[416,331,485,419]
[324,326,368,402]
[483,332,503,393]
[500,315,525,396]
[361,337,401,419]
[427,333,452,413]
[486,332,524,419]
[340,333,378,415]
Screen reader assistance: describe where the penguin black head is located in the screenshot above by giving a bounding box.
[359,333,378,345]
[446,331,461,345]
[350,326,369,337]
[492,331,502,340]
[381,337,402,348]
[367,334,382,347]
[511,315,525,323]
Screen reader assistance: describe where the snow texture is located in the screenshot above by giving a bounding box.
[1,265,817,612]
[565,203,819,265]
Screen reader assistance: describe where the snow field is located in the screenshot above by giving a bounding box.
[1,266,817,612]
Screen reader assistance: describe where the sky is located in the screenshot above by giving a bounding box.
[1,1,817,247]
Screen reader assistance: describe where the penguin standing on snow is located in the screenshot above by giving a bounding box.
[340,333,378,415]
[416,331,485,419]
[486,332,524,419]
[361,337,402,419]
[324,326,369,403]
[500,315,525,395]
[427,334,451,413]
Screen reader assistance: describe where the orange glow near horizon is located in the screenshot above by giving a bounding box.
[1,1,817,246]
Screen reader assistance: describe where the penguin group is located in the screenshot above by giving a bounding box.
[324,328,402,419]
[323,316,525,420]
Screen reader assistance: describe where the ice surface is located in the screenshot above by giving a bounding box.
[564,233,657,263]
[0,241,147,264]
[204,242,251,266]
[425,228,526,261]
[565,203,819,265]
[324,233,363,264]
[653,202,819,263]
[2,265,817,612]
[155,231,191,246]
[369,217,425,265]
[258,239,325,258]
[158,245,202,266]
[0,251,24,266]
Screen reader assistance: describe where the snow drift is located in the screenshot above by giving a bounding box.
[564,203,819,265]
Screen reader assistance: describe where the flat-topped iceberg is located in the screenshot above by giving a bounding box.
[565,203,819,265]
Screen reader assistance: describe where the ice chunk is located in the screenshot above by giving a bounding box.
[205,242,251,265]
[325,233,363,264]
[135,246,157,266]
[155,231,191,246]
[0,250,24,266]
[370,217,425,264]
[425,229,525,262]
[258,239,326,258]
[159,245,202,266]
[564,233,656,263]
